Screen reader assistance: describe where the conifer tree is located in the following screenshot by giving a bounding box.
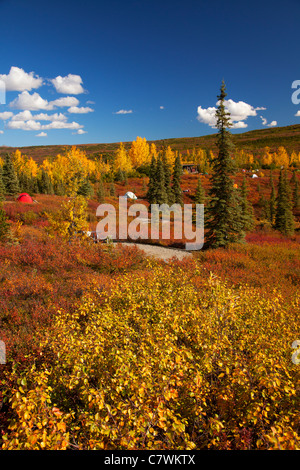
[97,178,105,204]
[275,169,295,235]
[240,175,255,231]
[161,147,174,205]
[77,177,94,198]
[109,182,116,197]
[195,176,205,205]
[2,153,19,196]
[0,166,5,201]
[205,81,244,248]
[269,171,276,223]
[172,154,183,205]
[146,155,157,204]
[0,203,11,242]
[154,155,168,205]
[291,170,300,210]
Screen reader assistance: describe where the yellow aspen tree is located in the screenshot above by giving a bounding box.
[165,145,176,166]
[94,157,111,181]
[290,151,298,167]
[150,143,158,159]
[128,137,150,167]
[114,142,132,173]
[261,147,273,167]
[275,146,289,167]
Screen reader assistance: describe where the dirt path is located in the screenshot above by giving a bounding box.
[119,242,193,262]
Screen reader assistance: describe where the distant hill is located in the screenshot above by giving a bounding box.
[1,124,300,164]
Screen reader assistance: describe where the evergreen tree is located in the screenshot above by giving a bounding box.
[153,155,168,205]
[77,177,94,198]
[2,153,19,196]
[205,81,244,248]
[291,170,300,210]
[240,175,255,231]
[161,147,174,205]
[0,203,11,242]
[0,166,5,201]
[172,154,183,205]
[146,155,157,204]
[269,171,276,223]
[195,176,205,205]
[109,182,116,197]
[97,178,105,204]
[275,169,295,235]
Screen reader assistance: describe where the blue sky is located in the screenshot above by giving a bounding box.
[0,0,300,147]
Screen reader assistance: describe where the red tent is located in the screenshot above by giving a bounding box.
[17,193,33,203]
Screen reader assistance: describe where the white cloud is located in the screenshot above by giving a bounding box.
[68,106,94,114]
[0,111,13,120]
[9,91,53,111]
[51,74,84,94]
[197,99,265,129]
[260,116,268,125]
[73,129,87,134]
[295,110,300,117]
[160,106,164,109]
[0,66,43,91]
[36,132,47,137]
[11,111,68,122]
[50,96,79,108]
[42,121,83,130]
[6,119,42,131]
[114,109,133,114]
[6,119,83,131]
[0,130,3,134]
[260,116,277,127]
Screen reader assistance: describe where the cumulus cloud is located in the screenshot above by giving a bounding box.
[6,119,42,131]
[0,111,13,120]
[9,91,53,111]
[295,110,300,117]
[36,132,47,137]
[0,66,43,91]
[114,109,133,114]
[160,106,164,109]
[6,119,83,131]
[51,74,85,94]
[73,129,87,134]
[11,110,68,122]
[197,99,266,129]
[68,106,94,114]
[260,116,277,127]
[50,96,79,108]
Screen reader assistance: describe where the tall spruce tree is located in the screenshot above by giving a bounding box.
[0,203,11,242]
[2,153,19,196]
[97,178,105,204]
[275,169,295,235]
[154,155,168,205]
[161,147,174,205]
[146,155,157,204]
[240,174,255,232]
[172,154,183,205]
[195,176,205,205]
[0,165,5,201]
[205,81,244,248]
[291,170,300,210]
[269,171,276,223]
